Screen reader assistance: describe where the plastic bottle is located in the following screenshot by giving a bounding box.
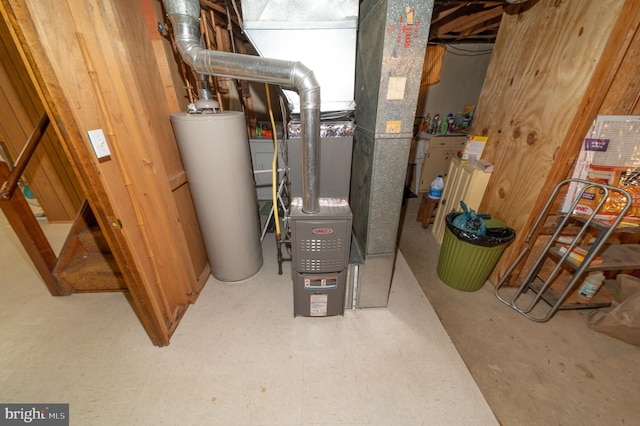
[440,115,449,134]
[447,113,455,133]
[578,272,606,299]
[422,114,430,131]
[428,175,445,199]
[432,114,440,134]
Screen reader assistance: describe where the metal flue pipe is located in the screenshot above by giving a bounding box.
[163,0,321,214]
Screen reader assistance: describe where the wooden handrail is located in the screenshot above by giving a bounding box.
[0,112,49,200]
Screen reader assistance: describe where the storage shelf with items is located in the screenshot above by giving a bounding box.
[495,178,637,322]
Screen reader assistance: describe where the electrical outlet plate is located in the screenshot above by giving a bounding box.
[87,129,111,160]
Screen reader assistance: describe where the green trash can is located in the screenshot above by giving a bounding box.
[437,214,515,292]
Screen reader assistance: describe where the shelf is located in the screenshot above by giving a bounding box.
[569,215,640,233]
[549,244,640,271]
[495,179,635,321]
[528,278,613,310]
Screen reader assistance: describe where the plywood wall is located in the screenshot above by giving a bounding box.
[473,0,640,283]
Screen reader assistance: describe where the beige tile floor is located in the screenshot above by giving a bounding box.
[398,196,640,426]
[0,210,497,425]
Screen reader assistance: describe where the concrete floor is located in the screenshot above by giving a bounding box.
[397,196,640,425]
[2,196,638,425]
[0,209,497,425]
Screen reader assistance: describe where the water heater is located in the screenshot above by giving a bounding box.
[170,110,263,282]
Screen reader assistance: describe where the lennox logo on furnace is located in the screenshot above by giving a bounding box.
[312,227,334,235]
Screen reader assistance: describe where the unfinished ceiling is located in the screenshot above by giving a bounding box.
[199,1,508,45]
[430,0,510,43]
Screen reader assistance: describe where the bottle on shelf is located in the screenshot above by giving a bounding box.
[447,113,455,133]
[418,114,430,137]
[428,175,445,200]
[578,272,606,300]
[431,114,440,134]
[440,115,449,134]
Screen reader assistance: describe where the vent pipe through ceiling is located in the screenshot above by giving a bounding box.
[162,0,321,214]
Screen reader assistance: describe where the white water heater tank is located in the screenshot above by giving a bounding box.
[170,110,263,282]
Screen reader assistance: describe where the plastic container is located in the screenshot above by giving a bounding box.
[428,175,445,200]
[440,116,449,134]
[437,213,515,292]
[431,114,440,134]
[578,272,606,299]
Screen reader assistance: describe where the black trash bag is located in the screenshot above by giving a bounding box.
[446,212,516,247]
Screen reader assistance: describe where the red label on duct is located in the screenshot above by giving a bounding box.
[387,7,422,49]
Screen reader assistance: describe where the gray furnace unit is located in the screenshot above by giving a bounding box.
[288,121,354,317]
[290,203,352,317]
[242,0,358,317]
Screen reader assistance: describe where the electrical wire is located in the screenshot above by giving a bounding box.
[265,83,281,239]
[445,44,494,57]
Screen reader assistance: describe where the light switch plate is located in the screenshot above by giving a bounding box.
[87,129,111,160]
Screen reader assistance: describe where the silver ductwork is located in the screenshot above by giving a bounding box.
[241,0,358,114]
[163,0,320,214]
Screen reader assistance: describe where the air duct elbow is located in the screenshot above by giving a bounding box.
[166,14,201,69]
[291,62,320,104]
[163,0,321,214]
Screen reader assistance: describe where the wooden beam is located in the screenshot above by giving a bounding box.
[431,3,466,25]
[199,0,242,30]
[434,5,504,37]
[0,161,69,295]
[599,17,640,115]
[458,16,502,37]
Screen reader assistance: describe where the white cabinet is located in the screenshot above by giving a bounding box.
[417,135,468,193]
[431,157,492,244]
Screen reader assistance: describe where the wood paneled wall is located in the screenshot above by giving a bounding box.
[1,0,209,346]
[0,17,83,222]
[473,0,640,283]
